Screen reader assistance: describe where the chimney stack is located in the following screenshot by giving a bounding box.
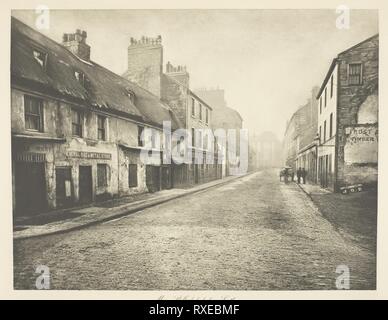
[165,61,190,88]
[62,29,91,61]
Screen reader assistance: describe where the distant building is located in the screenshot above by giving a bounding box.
[123,38,222,186]
[194,89,243,176]
[11,18,180,216]
[316,34,378,191]
[251,132,282,170]
[283,86,319,182]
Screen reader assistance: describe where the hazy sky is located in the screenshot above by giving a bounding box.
[12,9,378,140]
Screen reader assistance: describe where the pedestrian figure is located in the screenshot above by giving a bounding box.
[301,168,307,184]
[297,167,302,184]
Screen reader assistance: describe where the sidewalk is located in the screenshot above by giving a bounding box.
[14,174,247,240]
[296,181,377,251]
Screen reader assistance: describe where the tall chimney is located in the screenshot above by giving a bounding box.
[124,35,163,98]
[62,29,90,61]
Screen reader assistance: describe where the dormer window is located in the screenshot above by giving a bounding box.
[74,70,86,86]
[126,91,135,104]
[33,49,47,69]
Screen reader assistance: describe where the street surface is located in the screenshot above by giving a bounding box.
[14,169,376,290]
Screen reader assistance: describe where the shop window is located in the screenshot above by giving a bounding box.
[128,164,138,188]
[24,95,44,132]
[97,164,108,187]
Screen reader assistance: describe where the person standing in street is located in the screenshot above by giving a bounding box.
[297,167,302,184]
[301,168,307,184]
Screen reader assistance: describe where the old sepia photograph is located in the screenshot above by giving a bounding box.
[9,7,378,291]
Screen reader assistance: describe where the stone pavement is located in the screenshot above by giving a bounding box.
[296,181,377,251]
[13,174,246,240]
[13,169,376,290]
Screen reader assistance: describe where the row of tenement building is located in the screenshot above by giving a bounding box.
[11,17,243,216]
[283,34,378,192]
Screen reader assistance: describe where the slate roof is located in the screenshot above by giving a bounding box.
[11,17,181,129]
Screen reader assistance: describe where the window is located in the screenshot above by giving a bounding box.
[74,71,85,85]
[24,95,44,132]
[128,164,138,188]
[138,126,144,147]
[319,97,322,114]
[151,130,158,149]
[199,104,202,121]
[198,130,203,148]
[97,115,106,141]
[33,49,47,69]
[330,75,334,98]
[329,113,333,138]
[191,128,195,147]
[323,120,327,142]
[97,164,108,187]
[191,98,195,116]
[348,63,362,85]
[319,126,322,143]
[71,109,83,137]
[324,87,327,107]
[205,108,209,124]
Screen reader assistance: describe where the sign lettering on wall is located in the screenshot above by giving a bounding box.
[66,151,112,160]
[344,125,378,164]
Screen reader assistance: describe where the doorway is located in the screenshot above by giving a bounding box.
[79,165,93,204]
[56,167,73,208]
[14,162,47,216]
[146,165,161,193]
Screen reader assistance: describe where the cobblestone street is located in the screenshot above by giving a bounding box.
[14,169,376,290]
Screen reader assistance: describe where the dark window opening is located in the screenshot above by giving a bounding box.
[33,49,47,69]
[329,113,333,138]
[330,75,334,98]
[191,98,195,116]
[206,108,209,124]
[97,115,106,141]
[138,126,144,147]
[323,120,327,142]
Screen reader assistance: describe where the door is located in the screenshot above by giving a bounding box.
[56,167,73,208]
[79,166,93,204]
[161,166,172,190]
[14,162,47,216]
[194,165,199,184]
[146,166,161,193]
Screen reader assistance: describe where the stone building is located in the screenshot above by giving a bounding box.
[283,87,319,183]
[194,89,243,176]
[316,34,378,191]
[11,18,180,216]
[123,38,222,186]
